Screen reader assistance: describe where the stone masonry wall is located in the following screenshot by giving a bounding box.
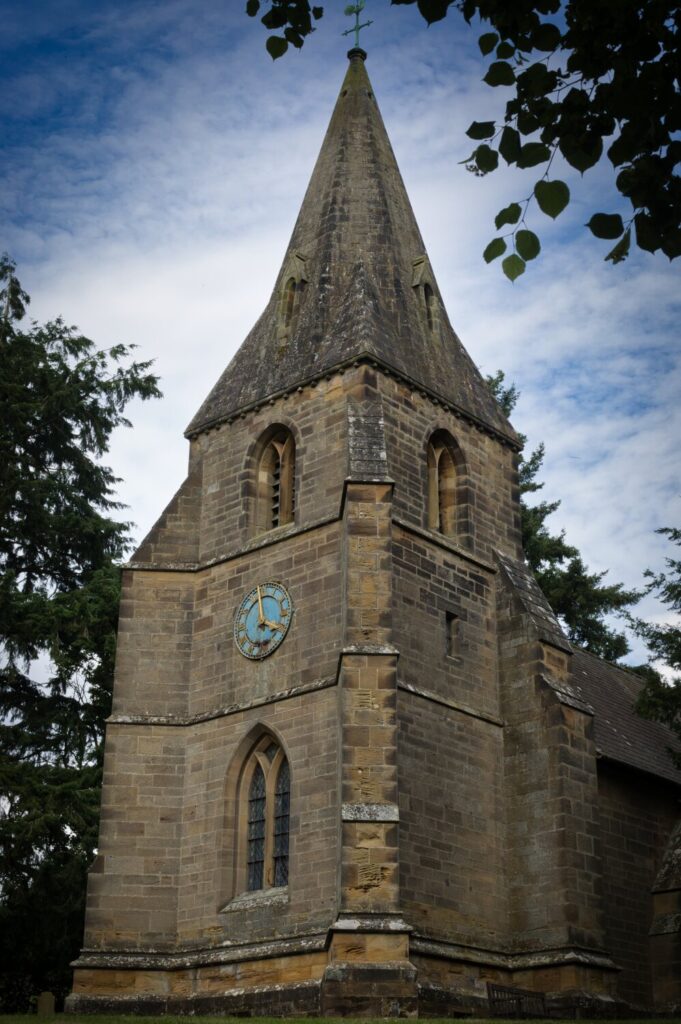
[187,523,342,718]
[377,371,522,564]
[177,686,339,944]
[398,691,506,948]
[597,761,679,1008]
[111,571,194,719]
[191,372,350,566]
[83,723,185,948]
[393,527,500,719]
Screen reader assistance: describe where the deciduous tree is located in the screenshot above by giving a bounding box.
[248,0,681,277]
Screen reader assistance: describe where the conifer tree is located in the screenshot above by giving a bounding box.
[631,528,681,766]
[487,371,639,660]
[0,255,160,1010]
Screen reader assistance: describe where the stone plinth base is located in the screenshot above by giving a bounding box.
[66,980,322,1017]
[66,934,639,1018]
[321,960,418,1017]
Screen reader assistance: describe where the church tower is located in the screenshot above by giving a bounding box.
[69,50,681,1017]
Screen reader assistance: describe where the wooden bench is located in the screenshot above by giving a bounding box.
[487,982,547,1018]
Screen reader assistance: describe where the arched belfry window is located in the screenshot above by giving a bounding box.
[240,737,290,893]
[256,426,295,533]
[427,429,469,541]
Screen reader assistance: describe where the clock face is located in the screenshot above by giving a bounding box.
[234,581,293,660]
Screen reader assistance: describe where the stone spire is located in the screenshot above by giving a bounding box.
[186,50,516,444]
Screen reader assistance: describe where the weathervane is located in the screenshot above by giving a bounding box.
[343,1,373,49]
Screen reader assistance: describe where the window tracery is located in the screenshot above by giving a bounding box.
[240,736,290,893]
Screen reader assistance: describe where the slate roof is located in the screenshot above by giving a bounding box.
[186,50,517,443]
[569,647,681,787]
[498,552,681,788]
[497,552,571,653]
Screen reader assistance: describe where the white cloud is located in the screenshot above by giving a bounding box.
[6,1,679,664]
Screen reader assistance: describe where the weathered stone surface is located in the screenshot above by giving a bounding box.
[71,47,681,1020]
[186,52,517,444]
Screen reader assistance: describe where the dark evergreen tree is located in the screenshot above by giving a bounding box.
[0,255,160,1010]
[487,371,639,660]
[631,527,681,766]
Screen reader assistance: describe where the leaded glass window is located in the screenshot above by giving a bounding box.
[247,764,266,891]
[273,760,290,886]
[241,738,291,894]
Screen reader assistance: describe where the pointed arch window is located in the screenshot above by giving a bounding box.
[427,429,469,542]
[240,737,290,893]
[277,251,308,341]
[256,426,295,533]
[412,255,438,334]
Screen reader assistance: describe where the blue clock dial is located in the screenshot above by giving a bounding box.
[234,581,293,660]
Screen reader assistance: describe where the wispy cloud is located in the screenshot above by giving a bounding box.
[4,0,678,664]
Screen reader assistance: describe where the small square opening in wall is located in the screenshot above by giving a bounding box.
[446,611,461,659]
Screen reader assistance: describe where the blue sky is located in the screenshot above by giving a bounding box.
[3,0,680,664]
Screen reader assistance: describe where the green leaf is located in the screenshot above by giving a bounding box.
[496,41,515,59]
[475,144,499,173]
[518,61,558,98]
[531,22,561,51]
[587,213,625,240]
[466,120,496,140]
[246,0,260,15]
[517,110,539,136]
[499,126,521,164]
[502,254,526,281]
[284,27,304,47]
[479,32,498,55]
[559,134,603,173]
[517,142,551,168]
[634,212,658,253]
[534,179,570,219]
[515,229,541,261]
[483,237,507,263]
[660,229,681,261]
[266,35,288,59]
[312,7,323,18]
[415,0,450,23]
[495,202,522,229]
[604,227,631,265]
[484,61,516,87]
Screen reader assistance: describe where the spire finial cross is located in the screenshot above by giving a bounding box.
[342,1,373,49]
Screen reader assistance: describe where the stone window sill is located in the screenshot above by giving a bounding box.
[219,885,289,914]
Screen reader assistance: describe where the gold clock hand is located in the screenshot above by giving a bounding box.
[257,585,265,624]
[264,619,283,631]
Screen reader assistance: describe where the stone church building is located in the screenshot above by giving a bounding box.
[68,51,680,1016]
